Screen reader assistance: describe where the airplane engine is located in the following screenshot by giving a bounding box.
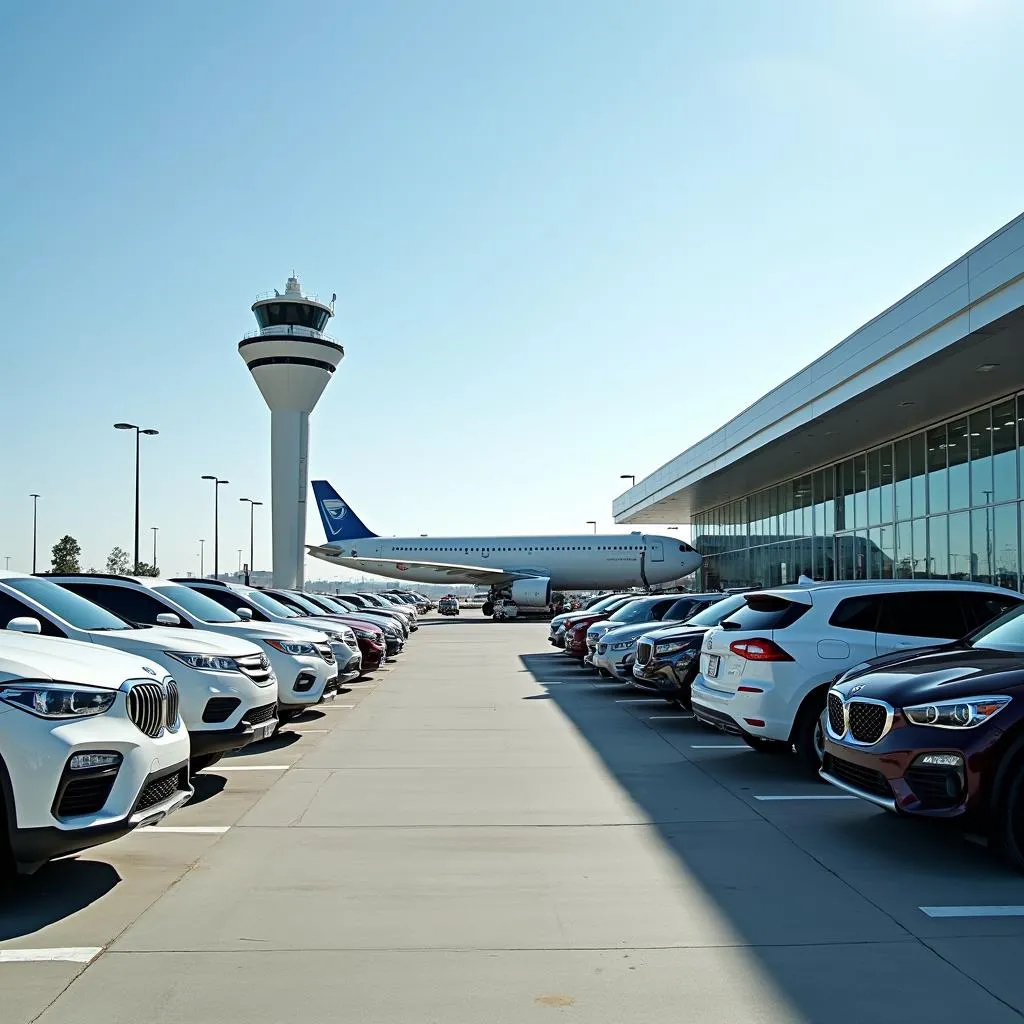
[511,577,551,607]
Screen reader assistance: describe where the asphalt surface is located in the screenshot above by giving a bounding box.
[5,616,1024,1022]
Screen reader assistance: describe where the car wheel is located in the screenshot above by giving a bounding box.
[0,793,15,887]
[793,697,828,778]
[741,733,790,754]
[990,755,1024,872]
[190,753,224,774]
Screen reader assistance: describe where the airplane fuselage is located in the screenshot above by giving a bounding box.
[313,533,700,590]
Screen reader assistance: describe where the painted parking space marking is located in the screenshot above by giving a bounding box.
[0,947,102,964]
[212,765,292,772]
[691,744,749,750]
[753,795,857,802]
[920,906,1024,918]
[648,714,695,720]
[317,704,356,709]
[138,825,231,834]
[615,698,665,703]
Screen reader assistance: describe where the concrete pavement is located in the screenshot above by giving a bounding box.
[5,619,1024,1021]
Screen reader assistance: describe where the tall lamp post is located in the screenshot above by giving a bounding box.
[201,476,229,579]
[586,520,597,534]
[199,539,205,578]
[29,493,40,573]
[114,423,159,572]
[239,497,263,586]
[620,474,635,487]
[151,527,159,570]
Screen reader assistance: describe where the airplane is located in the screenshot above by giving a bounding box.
[307,480,702,614]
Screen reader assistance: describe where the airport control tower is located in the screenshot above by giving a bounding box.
[239,276,344,589]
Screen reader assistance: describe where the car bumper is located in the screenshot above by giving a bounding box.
[267,651,332,708]
[592,649,634,679]
[691,678,792,741]
[191,703,278,756]
[631,653,699,696]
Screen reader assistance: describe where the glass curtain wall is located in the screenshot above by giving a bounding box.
[693,394,1022,592]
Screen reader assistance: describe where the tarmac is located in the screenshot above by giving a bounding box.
[5,616,1024,1022]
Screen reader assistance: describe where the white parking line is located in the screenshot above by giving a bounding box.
[753,795,857,802]
[648,714,695,720]
[615,698,665,703]
[288,728,329,734]
[212,765,291,772]
[920,906,1024,918]
[317,704,356,709]
[0,947,102,964]
[691,744,749,750]
[138,825,231,834]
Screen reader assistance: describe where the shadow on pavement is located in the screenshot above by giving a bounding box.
[187,772,227,804]
[519,649,1024,1022]
[0,860,120,939]
[230,730,303,756]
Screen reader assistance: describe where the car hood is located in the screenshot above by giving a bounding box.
[0,633,165,689]
[90,625,266,657]
[834,646,1024,704]
[600,620,675,645]
[637,623,712,645]
[205,621,330,645]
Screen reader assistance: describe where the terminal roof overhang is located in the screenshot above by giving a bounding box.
[614,214,1024,525]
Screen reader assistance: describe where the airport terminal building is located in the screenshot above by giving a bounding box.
[614,214,1024,593]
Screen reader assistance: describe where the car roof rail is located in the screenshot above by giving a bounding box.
[168,577,232,588]
[34,571,140,583]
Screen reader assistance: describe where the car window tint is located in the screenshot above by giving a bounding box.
[828,595,882,632]
[196,587,270,621]
[62,583,188,628]
[686,593,748,626]
[877,592,967,640]
[961,592,1024,632]
[0,592,65,637]
[721,595,809,631]
[971,605,1024,650]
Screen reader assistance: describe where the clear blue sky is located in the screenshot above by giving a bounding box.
[1,0,1022,579]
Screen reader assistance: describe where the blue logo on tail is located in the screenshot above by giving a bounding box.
[312,481,377,542]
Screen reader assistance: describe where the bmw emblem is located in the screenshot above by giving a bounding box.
[850,684,864,694]
[141,665,157,676]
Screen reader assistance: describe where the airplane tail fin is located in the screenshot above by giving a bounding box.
[311,481,378,542]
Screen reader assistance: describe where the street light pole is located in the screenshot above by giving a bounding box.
[201,476,229,579]
[586,520,597,534]
[29,494,40,573]
[114,423,159,572]
[239,498,262,586]
[620,474,636,487]
[151,527,159,570]
[199,539,205,578]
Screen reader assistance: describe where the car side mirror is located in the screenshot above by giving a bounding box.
[236,607,253,621]
[6,617,42,634]
[155,612,181,626]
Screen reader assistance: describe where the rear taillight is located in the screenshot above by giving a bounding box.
[728,638,793,662]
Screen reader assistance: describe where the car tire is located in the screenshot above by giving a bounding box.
[792,697,828,778]
[0,793,15,887]
[741,733,790,754]
[990,754,1024,873]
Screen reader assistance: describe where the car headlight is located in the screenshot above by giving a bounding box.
[654,641,687,655]
[0,682,116,719]
[353,628,374,639]
[903,695,1011,729]
[265,639,318,657]
[167,652,240,672]
[611,640,634,651]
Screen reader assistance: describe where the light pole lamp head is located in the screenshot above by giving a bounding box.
[114,422,136,431]
[141,428,159,437]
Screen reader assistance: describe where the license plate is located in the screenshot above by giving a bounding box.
[252,721,275,742]
[706,654,720,679]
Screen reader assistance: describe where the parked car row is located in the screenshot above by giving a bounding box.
[554,578,1024,871]
[0,572,420,877]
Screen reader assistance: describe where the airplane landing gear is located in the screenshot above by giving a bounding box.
[482,601,494,616]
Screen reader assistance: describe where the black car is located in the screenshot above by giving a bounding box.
[821,602,1024,870]
[631,593,751,706]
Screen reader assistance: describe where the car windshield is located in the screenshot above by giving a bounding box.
[685,593,749,627]
[6,577,133,631]
[152,585,241,623]
[282,591,327,615]
[608,599,660,624]
[969,605,1024,652]
[243,589,301,618]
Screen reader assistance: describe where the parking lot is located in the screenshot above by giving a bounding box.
[5,616,1024,1022]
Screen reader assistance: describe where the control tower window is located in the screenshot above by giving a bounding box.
[254,301,331,332]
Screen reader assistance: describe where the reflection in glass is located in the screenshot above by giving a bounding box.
[867,449,881,526]
[970,408,993,508]
[894,438,912,521]
[853,455,867,529]
[947,417,969,510]
[927,426,948,514]
[868,527,883,578]
[911,433,927,517]
[880,446,894,524]
[995,503,1019,592]
[971,507,994,584]
[948,511,970,580]
[838,460,854,531]
[896,521,913,578]
[880,524,895,579]
[912,518,927,578]
[929,515,949,578]
[993,400,1017,504]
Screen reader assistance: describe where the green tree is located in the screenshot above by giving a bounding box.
[106,546,131,574]
[51,536,82,574]
[134,561,159,577]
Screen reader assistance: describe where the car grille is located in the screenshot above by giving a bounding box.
[237,653,273,685]
[905,764,963,810]
[136,767,189,812]
[127,682,168,737]
[203,697,241,723]
[166,679,180,725]
[243,702,277,726]
[827,692,845,735]
[57,774,117,817]
[636,641,652,666]
[315,642,335,664]
[848,701,888,743]
[823,753,892,799]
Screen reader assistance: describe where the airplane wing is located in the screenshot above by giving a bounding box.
[305,546,541,585]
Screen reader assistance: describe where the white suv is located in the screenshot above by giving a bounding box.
[692,580,1024,774]
[0,572,276,771]
[49,576,337,722]
[0,631,192,875]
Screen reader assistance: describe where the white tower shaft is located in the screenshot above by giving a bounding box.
[271,410,310,589]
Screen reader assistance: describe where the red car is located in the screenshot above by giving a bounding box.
[564,612,614,661]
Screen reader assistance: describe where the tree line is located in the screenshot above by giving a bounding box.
[46,536,159,576]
